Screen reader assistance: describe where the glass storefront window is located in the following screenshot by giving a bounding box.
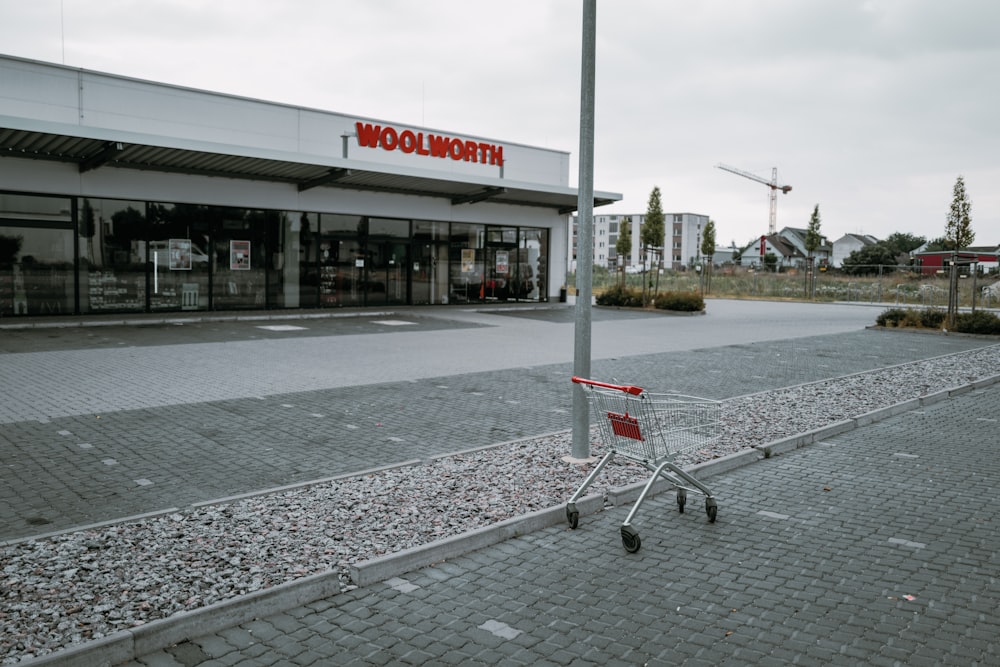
[147,203,212,311]
[1,190,551,313]
[322,214,363,235]
[316,214,365,307]
[78,198,147,313]
[449,223,484,303]
[412,221,448,305]
[412,220,447,242]
[0,194,74,316]
[518,227,547,302]
[211,209,270,310]
[368,218,409,238]
[272,212,312,309]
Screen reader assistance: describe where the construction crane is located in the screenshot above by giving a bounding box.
[716,163,792,236]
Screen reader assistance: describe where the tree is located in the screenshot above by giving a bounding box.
[882,232,926,257]
[700,219,716,293]
[924,236,949,252]
[616,216,632,285]
[804,205,822,298]
[944,175,974,250]
[700,219,716,259]
[0,234,23,266]
[944,175,974,328]
[840,244,899,275]
[804,205,822,257]
[641,187,665,302]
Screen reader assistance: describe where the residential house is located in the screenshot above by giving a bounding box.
[831,233,878,268]
[738,234,806,270]
[777,227,832,267]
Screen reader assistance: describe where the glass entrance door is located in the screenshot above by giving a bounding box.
[411,242,448,305]
[484,226,518,302]
[365,240,408,306]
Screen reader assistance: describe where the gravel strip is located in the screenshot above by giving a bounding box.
[2,344,999,664]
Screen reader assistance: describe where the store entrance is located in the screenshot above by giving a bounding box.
[411,241,448,304]
[365,240,408,306]
[483,226,519,302]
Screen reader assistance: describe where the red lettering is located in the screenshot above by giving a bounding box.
[353,122,504,167]
[463,140,477,162]
[399,130,417,154]
[428,134,450,158]
[477,142,491,164]
[380,127,399,151]
[355,122,381,148]
[489,145,504,167]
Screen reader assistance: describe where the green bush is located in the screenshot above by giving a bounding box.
[595,286,705,312]
[595,284,644,308]
[876,307,944,329]
[876,308,905,327]
[954,311,1000,335]
[653,291,705,312]
[919,309,946,328]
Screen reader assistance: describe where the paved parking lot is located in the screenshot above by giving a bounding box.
[120,380,1000,666]
[3,300,1000,665]
[1,302,992,542]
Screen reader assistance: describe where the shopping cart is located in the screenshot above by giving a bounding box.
[566,376,722,552]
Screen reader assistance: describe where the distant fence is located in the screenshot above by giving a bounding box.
[571,265,999,309]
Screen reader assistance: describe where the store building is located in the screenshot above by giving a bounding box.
[0,55,619,317]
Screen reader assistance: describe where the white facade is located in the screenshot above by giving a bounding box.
[831,234,878,268]
[570,212,710,272]
[0,55,620,313]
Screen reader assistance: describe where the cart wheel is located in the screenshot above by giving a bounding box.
[566,507,580,529]
[677,488,687,513]
[705,498,718,523]
[621,525,641,553]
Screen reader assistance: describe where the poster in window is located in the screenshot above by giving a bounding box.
[168,239,192,270]
[230,240,251,270]
[495,251,509,274]
[461,248,475,273]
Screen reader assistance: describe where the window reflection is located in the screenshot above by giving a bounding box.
[0,194,74,315]
[1,192,552,314]
[79,198,147,313]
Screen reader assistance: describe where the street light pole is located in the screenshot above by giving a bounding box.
[571,0,597,461]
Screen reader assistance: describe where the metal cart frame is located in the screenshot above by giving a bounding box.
[567,376,721,552]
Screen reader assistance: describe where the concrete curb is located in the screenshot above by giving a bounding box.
[351,494,604,587]
[19,373,1000,666]
[21,569,346,667]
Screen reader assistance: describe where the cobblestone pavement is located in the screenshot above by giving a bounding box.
[1,302,994,542]
[4,301,1000,665]
[122,382,1000,666]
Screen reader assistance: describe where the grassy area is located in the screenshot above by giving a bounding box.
[568,266,1000,309]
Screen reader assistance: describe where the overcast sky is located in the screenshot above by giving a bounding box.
[1,0,997,247]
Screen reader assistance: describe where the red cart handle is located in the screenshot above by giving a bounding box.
[571,376,644,396]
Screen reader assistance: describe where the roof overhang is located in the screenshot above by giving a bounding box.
[0,116,621,214]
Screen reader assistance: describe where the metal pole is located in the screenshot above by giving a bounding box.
[972,261,978,313]
[572,0,597,460]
